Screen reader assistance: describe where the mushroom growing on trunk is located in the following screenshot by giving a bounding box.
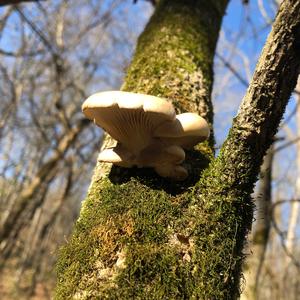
[82,91,210,180]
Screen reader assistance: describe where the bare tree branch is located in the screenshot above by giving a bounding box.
[0,0,44,6]
[193,2,300,296]
[0,118,90,250]
[216,52,249,87]
[219,0,300,183]
[271,199,300,269]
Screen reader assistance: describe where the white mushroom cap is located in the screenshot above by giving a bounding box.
[82,91,210,181]
[153,113,210,149]
[82,91,176,154]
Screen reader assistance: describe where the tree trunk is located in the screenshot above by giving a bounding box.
[285,78,300,264]
[241,147,273,300]
[0,118,89,262]
[55,0,300,299]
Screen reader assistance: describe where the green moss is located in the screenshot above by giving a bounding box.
[177,135,256,299]
[101,244,192,299]
[122,0,227,140]
[56,148,253,299]
[56,179,193,299]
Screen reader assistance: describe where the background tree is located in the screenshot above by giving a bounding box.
[241,146,274,300]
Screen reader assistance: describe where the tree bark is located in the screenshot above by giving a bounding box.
[55,0,300,299]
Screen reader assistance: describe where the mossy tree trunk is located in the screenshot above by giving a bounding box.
[55,0,300,299]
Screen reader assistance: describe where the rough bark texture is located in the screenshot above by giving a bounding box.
[55,0,300,299]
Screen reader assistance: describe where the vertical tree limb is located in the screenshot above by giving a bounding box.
[285,78,300,265]
[55,0,229,298]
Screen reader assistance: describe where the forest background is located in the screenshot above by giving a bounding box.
[0,0,299,299]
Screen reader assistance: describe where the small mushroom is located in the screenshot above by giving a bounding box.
[82,91,210,180]
[97,145,134,168]
[137,143,185,167]
[153,112,210,149]
[139,143,188,180]
[155,164,188,181]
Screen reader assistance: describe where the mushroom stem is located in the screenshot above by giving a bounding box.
[155,164,188,181]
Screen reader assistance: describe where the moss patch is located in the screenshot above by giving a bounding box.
[122,0,228,146]
[179,142,255,299]
[55,147,254,299]
[55,179,193,299]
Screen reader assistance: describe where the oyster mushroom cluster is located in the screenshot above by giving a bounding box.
[82,91,210,181]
